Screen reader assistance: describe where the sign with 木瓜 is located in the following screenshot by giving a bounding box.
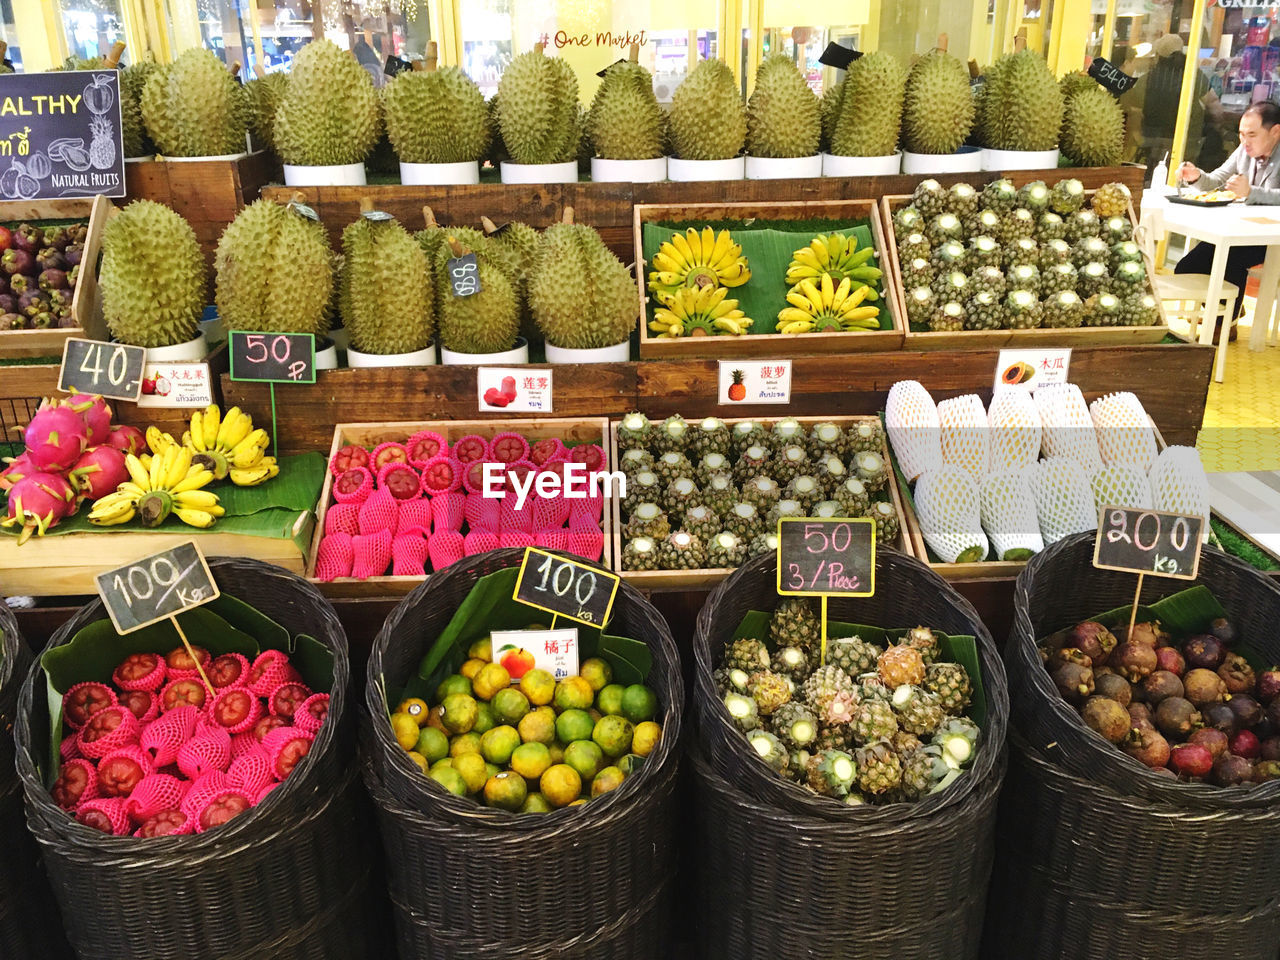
[0,70,125,199]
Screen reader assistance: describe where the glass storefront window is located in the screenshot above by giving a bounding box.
[61,0,129,64]
[0,0,20,72]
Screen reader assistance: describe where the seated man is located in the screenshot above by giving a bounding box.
[1176,100,1280,336]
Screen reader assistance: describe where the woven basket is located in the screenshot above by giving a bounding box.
[12,557,384,960]
[983,734,1280,960]
[1010,531,1280,809]
[362,547,683,959]
[689,745,1003,960]
[692,549,1009,822]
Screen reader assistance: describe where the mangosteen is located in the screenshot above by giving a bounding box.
[1262,738,1280,763]
[38,268,67,293]
[0,294,16,314]
[56,312,78,328]
[1202,701,1238,735]
[1155,647,1186,676]
[8,273,32,296]
[1253,760,1280,782]
[1209,617,1237,645]
[42,225,68,251]
[1070,621,1117,667]
[1049,646,1094,671]
[1123,726,1171,769]
[1081,696,1131,744]
[1152,767,1178,779]
[0,274,8,295]
[1228,694,1264,730]
[1212,754,1255,787]
[1218,653,1256,695]
[48,288,73,310]
[67,264,79,288]
[1230,729,1262,760]
[28,311,53,329]
[35,247,63,272]
[1111,641,1158,682]
[1258,668,1280,704]
[1154,696,1200,739]
[1128,702,1154,725]
[1267,700,1280,732]
[1184,668,1228,707]
[1053,662,1095,704]
[20,290,49,316]
[1095,672,1133,706]
[12,223,42,253]
[1141,670,1184,704]
[1094,664,1116,678]
[0,312,24,330]
[63,242,84,267]
[1124,621,1166,647]
[1,247,34,277]
[1169,742,1214,779]
[1184,634,1225,670]
[1190,727,1230,760]
[66,223,88,244]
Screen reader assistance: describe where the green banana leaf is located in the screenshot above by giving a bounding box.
[641,218,897,334]
[728,610,987,728]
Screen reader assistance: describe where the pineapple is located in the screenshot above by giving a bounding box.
[1035,211,1066,243]
[948,182,979,220]
[617,411,651,447]
[1122,292,1160,327]
[932,239,967,273]
[707,530,748,568]
[1041,262,1078,295]
[801,664,854,716]
[815,455,848,497]
[998,208,1035,244]
[785,475,822,511]
[879,644,925,687]
[623,471,662,512]
[691,417,730,457]
[1003,289,1042,329]
[724,637,771,673]
[933,717,981,767]
[858,675,893,702]
[741,474,782,509]
[853,450,887,492]
[618,448,653,478]
[807,422,846,460]
[1110,240,1142,272]
[1074,236,1110,267]
[806,749,857,798]
[912,178,948,218]
[1085,292,1123,327]
[622,536,660,571]
[903,625,942,664]
[852,699,899,745]
[855,741,903,796]
[968,265,1006,298]
[714,666,750,695]
[820,686,857,728]
[653,451,692,484]
[735,444,772,482]
[747,671,791,715]
[1004,236,1040,270]
[848,420,885,454]
[892,730,923,754]
[827,635,883,677]
[903,256,934,289]
[1113,260,1146,289]
[623,502,670,541]
[927,213,964,245]
[773,646,814,683]
[1008,263,1041,296]
[772,444,810,484]
[680,503,721,542]
[702,473,739,516]
[724,501,764,539]
[696,453,732,486]
[835,477,871,517]
[810,500,841,519]
[770,596,821,653]
[746,729,789,775]
[815,724,853,753]
[663,476,702,515]
[930,301,966,332]
[1101,215,1134,244]
[982,178,1017,212]
[898,746,939,801]
[771,417,805,447]
[966,292,1005,331]
[936,269,969,303]
[767,498,805,527]
[1043,290,1084,329]
[1064,209,1100,242]
[1049,177,1085,215]
[1039,238,1072,270]
[772,701,820,750]
[723,691,760,732]
[652,414,689,452]
[1078,261,1110,298]
[1018,180,1050,213]
[894,204,925,234]
[968,233,1001,269]
[865,500,900,544]
[748,531,779,558]
[1091,181,1132,219]
[899,232,931,264]
[905,286,936,328]
[890,684,946,736]
[731,420,768,455]
[925,662,972,715]
[657,530,706,569]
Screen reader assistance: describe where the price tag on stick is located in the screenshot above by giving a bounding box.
[513,547,619,629]
[58,338,145,402]
[229,331,316,384]
[776,517,876,666]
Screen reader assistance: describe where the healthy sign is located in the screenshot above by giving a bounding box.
[0,70,125,200]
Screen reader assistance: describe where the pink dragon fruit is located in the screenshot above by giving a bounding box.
[2,471,77,543]
[106,424,146,456]
[67,392,113,445]
[71,445,129,501]
[0,453,32,492]
[22,403,88,472]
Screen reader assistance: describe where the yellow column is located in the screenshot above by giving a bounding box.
[166,0,202,58]
[721,0,742,88]
[861,0,879,52]
[1169,0,1206,187]
[1100,0,1118,60]
[745,0,762,94]
[1049,0,1091,76]
[246,0,265,71]
[13,0,64,70]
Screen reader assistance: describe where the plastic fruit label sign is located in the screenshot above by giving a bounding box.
[776,517,875,596]
[96,541,219,634]
[719,360,792,405]
[994,348,1071,393]
[1093,506,1204,580]
[135,362,214,409]
[478,368,552,412]
[514,547,619,627]
[229,331,316,384]
[58,338,144,402]
[491,628,579,681]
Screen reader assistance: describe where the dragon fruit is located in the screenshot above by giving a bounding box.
[0,453,32,492]
[22,403,88,472]
[71,445,129,501]
[1,471,77,542]
[107,424,146,456]
[67,392,113,445]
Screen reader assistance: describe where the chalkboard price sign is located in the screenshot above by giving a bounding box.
[448,252,482,298]
[1092,506,1204,580]
[513,548,619,628]
[1087,57,1137,96]
[229,331,316,384]
[58,337,145,401]
[776,517,876,597]
[95,541,220,634]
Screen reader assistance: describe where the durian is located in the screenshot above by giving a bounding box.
[496,50,579,165]
[383,66,491,164]
[340,214,434,355]
[529,220,635,350]
[140,48,248,157]
[274,39,382,166]
[914,465,989,563]
[119,60,156,157]
[746,53,821,159]
[100,200,206,349]
[977,49,1062,152]
[434,236,519,355]
[1060,85,1124,167]
[668,59,746,161]
[588,59,664,160]
[980,471,1043,561]
[244,70,287,156]
[902,48,974,155]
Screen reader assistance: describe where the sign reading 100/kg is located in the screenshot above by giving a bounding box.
[776,517,876,597]
[95,541,219,634]
[58,337,145,402]
[514,547,619,628]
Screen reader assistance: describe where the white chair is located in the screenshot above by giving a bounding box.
[1246,264,1280,347]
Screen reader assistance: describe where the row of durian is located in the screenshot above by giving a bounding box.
[96,196,636,356]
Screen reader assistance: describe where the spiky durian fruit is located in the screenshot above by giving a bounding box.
[830,51,904,157]
[529,223,634,350]
[902,49,974,155]
[668,58,746,161]
[140,48,248,157]
[977,49,1062,152]
[383,66,491,164]
[215,199,334,337]
[914,465,989,563]
[120,60,156,157]
[588,59,664,160]
[274,40,380,166]
[820,78,845,152]
[243,71,287,157]
[100,200,206,348]
[340,215,433,355]
[433,237,519,355]
[495,50,579,165]
[1061,85,1123,167]
[745,54,821,158]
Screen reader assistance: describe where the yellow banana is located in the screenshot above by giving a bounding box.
[228,459,279,487]
[708,230,733,269]
[173,507,217,529]
[124,454,150,489]
[146,426,175,456]
[202,405,221,451]
[810,238,830,268]
[188,410,205,452]
[174,488,223,510]
[648,228,751,297]
[700,226,716,264]
[670,230,694,265]
[171,468,215,494]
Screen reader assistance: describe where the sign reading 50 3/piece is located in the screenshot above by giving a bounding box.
[0,70,125,199]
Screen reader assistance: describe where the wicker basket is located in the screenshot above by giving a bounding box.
[362,547,684,960]
[983,734,1280,960]
[12,557,385,960]
[689,745,1003,960]
[692,549,1009,822]
[1009,531,1280,809]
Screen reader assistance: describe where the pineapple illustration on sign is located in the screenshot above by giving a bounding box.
[727,369,746,401]
[83,73,117,170]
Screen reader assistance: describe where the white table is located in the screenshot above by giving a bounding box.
[1147,193,1280,381]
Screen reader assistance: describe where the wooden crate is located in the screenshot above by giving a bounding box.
[881,186,1170,350]
[634,200,906,359]
[309,418,614,599]
[609,414,910,591]
[0,194,111,359]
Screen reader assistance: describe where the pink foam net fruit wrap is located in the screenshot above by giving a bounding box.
[396,498,433,537]
[328,444,369,477]
[529,437,566,466]
[391,533,429,576]
[178,728,232,780]
[140,705,199,767]
[262,726,315,781]
[378,462,424,501]
[51,758,99,811]
[420,455,463,495]
[568,526,604,562]
[78,706,142,760]
[76,796,131,835]
[118,690,161,726]
[124,773,190,824]
[370,442,408,472]
[59,730,81,763]
[428,530,465,570]
[269,680,313,720]
[208,652,251,690]
[294,693,329,734]
[193,789,255,834]
[227,746,275,797]
[464,493,500,531]
[500,530,535,550]
[314,533,355,581]
[331,466,374,505]
[135,808,193,838]
[490,432,531,465]
[247,650,301,698]
[352,529,393,579]
[431,492,465,532]
[111,653,166,693]
[500,496,535,534]
[324,502,361,537]
[462,459,497,497]
[95,744,155,798]
[180,770,232,817]
[463,528,500,557]
[406,431,447,467]
[570,494,604,525]
[358,487,399,536]
[451,434,491,464]
[569,443,605,472]
[535,529,570,553]
[209,685,266,735]
[62,681,118,731]
[159,677,209,713]
[532,495,570,531]
[161,646,212,684]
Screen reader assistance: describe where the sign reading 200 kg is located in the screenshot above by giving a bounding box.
[0,70,125,200]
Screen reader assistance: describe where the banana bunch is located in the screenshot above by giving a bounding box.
[649,284,754,338]
[777,274,880,334]
[89,445,223,529]
[647,227,750,299]
[147,405,278,486]
[785,233,882,294]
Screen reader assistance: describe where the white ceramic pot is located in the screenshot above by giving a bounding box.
[315,340,338,370]
[545,341,630,364]
[822,152,901,177]
[163,151,251,163]
[901,147,984,175]
[328,327,350,352]
[283,162,367,186]
[591,156,668,183]
[346,343,437,368]
[666,156,745,182]
[125,155,153,164]
[144,332,208,363]
[400,160,481,185]
[981,147,1061,171]
[500,160,578,184]
[745,154,823,180]
[440,337,530,366]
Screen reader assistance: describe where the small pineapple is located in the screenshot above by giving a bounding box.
[1008,263,1041,296]
[827,635,883,677]
[767,498,806,527]
[998,208,1035,244]
[898,232,931,263]
[815,724,853,753]
[770,596,821,652]
[1110,240,1142,272]
[1035,211,1066,243]
[680,503,721,542]
[808,421,846,460]
[616,411,652,447]
[773,645,814,683]
[865,500,900,544]
[786,475,823,511]
[903,256,934,288]
[858,674,893,702]
[696,453,732,486]
[806,749,858,798]
[968,265,1006,298]
[741,474,782,509]
[894,204,925,234]
[1091,180,1132,219]
[770,417,805,447]
[622,535,661,571]
[1042,290,1084,329]
[1122,292,1160,327]
[932,239,967,273]
[1004,236,1040,270]
[714,665,751,695]
[930,301,966,332]
[968,234,1001,269]
[663,476,702,515]
[912,178,948,218]
[724,501,764,540]
[965,292,1005,331]
[748,671,792,716]
[948,182,979,220]
[772,701,820,751]
[1112,259,1146,289]
[623,471,662,512]
[1077,261,1110,298]
[1101,215,1133,244]
[789,749,814,782]
[892,730,923,755]
[933,716,981,767]
[1003,289,1042,329]
[1041,262,1078,295]
[936,269,969,302]
[1084,292,1123,327]
[903,625,942,664]
[853,450,887,492]
[927,213,964,245]
[731,420,768,455]
[657,530,706,569]
[1064,208,1100,242]
[748,531,779,558]
[836,477,871,517]
[724,637,771,673]
[772,444,811,484]
[1018,180,1050,213]
[702,473,739,516]
[623,502,670,540]
[746,729,789,775]
[1039,238,1072,270]
[879,643,926,687]
[1074,235,1110,267]
[618,448,654,478]
[890,684,946,736]
[821,687,857,727]
[652,414,689,452]
[723,691,759,732]
[811,500,841,519]
[905,286,935,328]
[1049,178,1085,215]
[852,699,899,745]
[848,419,885,454]
[707,530,748,568]
[653,450,693,484]
[898,746,939,801]
[735,444,771,482]
[691,416,731,457]
[855,741,903,796]
[801,664,854,716]
[814,455,848,497]
[924,662,973,715]
[982,178,1017,212]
